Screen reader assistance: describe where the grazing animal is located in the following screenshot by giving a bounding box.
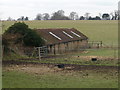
[55,64,65,68]
[91,58,97,61]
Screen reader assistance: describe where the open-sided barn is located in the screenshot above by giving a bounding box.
[36,28,88,54]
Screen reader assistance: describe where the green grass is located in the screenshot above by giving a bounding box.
[3,48,119,66]
[73,48,118,57]
[2,20,118,46]
[2,70,118,88]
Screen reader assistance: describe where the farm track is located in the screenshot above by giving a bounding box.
[2,60,119,71]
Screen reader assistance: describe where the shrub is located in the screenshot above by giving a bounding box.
[23,29,44,47]
[5,22,45,47]
[5,22,29,35]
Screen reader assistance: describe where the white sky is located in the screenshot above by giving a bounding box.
[0,0,119,20]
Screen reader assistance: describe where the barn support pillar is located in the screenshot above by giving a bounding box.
[53,45,56,55]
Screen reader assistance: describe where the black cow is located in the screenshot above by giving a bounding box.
[55,64,65,68]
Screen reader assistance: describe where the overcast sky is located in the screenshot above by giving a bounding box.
[0,0,119,20]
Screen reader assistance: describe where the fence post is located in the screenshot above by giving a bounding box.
[100,41,102,47]
[38,47,41,60]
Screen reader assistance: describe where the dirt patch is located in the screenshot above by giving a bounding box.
[3,63,118,76]
[3,64,64,75]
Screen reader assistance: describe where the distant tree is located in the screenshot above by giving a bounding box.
[88,16,93,20]
[43,13,50,20]
[75,14,79,20]
[21,16,25,21]
[99,13,102,19]
[51,12,60,20]
[110,12,114,20]
[84,13,90,20]
[57,10,65,16]
[79,16,85,20]
[35,14,42,20]
[7,17,13,21]
[25,17,29,21]
[17,18,21,21]
[114,10,118,20]
[61,16,70,20]
[17,16,25,21]
[51,10,70,20]
[95,16,101,20]
[88,16,101,20]
[51,10,64,20]
[69,12,78,20]
[102,13,110,20]
[109,10,119,20]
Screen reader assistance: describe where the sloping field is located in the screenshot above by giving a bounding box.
[2,20,118,46]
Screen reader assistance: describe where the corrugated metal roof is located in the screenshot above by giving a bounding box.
[36,28,88,45]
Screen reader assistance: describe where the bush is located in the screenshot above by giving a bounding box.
[5,22,29,35]
[5,22,45,47]
[23,29,44,47]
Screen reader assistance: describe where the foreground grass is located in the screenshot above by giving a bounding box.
[2,20,118,46]
[2,69,118,88]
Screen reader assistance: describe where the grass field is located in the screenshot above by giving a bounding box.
[2,20,118,46]
[2,65,118,88]
[3,48,118,66]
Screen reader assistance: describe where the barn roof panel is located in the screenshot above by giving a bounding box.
[36,28,88,45]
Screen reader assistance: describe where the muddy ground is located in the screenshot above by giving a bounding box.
[2,60,119,76]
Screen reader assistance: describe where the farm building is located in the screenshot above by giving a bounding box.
[36,28,88,55]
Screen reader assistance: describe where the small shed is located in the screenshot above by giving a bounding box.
[36,28,88,54]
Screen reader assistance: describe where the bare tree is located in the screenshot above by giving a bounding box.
[84,13,90,20]
[109,10,119,20]
[99,13,102,19]
[69,12,78,20]
[110,12,114,20]
[114,10,118,20]
[7,17,13,21]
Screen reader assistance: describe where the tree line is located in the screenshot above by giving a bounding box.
[7,10,120,21]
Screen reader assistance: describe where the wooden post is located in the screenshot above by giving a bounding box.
[54,45,56,55]
[38,47,41,60]
[101,41,102,47]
